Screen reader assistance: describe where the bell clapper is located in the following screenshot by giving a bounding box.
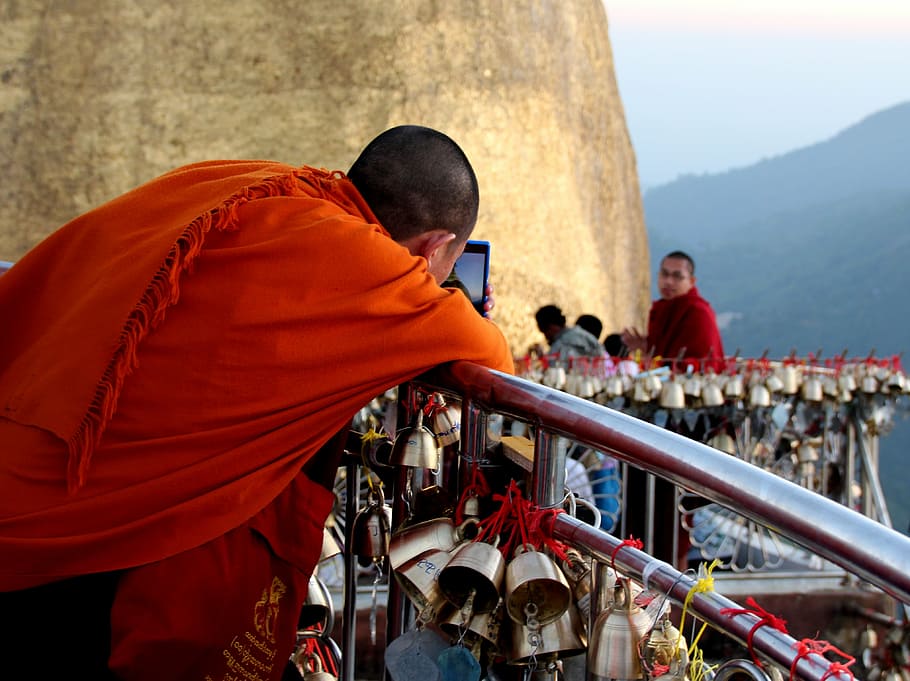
[369,561,383,646]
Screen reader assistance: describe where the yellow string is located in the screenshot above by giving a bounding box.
[359,427,388,493]
[675,559,720,657]
[688,645,718,681]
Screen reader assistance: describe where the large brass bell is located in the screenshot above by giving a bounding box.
[507,600,586,665]
[351,486,392,565]
[394,547,451,616]
[390,409,440,469]
[438,538,505,615]
[504,545,571,626]
[641,615,689,681]
[588,579,652,681]
[388,516,459,570]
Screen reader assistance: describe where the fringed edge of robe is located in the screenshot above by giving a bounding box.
[65,170,331,491]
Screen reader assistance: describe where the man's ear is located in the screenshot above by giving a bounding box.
[407,230,457,261]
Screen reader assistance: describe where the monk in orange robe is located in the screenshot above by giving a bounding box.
[0,126,513,680]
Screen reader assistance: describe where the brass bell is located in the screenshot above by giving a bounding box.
[560,549,594,622]
[320,526,342,562]
[394,548,451,616]
[632,378,652,403]
[440,597,505,652]
[683,374,702,401]
[504,545,571,626]
[801,375,823,402]
[723,373,744,399]
[462,493,481,518]
[606,375,625,398]
[749,382,771,408]
[428,394,461,447]
[765,372,784,394]
[297,574,334,632]
[659,377,686,409]
[507,600,586,665]
[590,561,618,621]
[438,538,505,615]
[641,615,689,681]
[298,653,337,681]
[588,579,652,681]
[543,364,567,390]
[351,487,392,564]
[388,516,458,570]
[708,432,736,455]
[700,376,725,407]
[390,409,440,469]
[861,373,880,394]
[780,365,800,395]
[838,370,857,393]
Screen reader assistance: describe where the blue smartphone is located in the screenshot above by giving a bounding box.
[449,239,491,316]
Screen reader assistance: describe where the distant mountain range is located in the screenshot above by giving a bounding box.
[641,100,910,533]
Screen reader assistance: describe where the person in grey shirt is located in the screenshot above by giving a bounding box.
[534,304,606,359]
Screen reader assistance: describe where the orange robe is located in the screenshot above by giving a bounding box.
[0,161,514,590]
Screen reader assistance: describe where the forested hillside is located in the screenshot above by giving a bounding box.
[643,101,910,532]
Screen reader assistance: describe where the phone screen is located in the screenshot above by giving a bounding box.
[447,240,491,316]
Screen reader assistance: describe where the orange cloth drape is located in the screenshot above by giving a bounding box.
[0,161,513,590]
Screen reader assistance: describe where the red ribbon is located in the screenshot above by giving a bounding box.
[526,507,570,561]
[790,638,855,681]
[719,596,788,667]
[610,536,643,571]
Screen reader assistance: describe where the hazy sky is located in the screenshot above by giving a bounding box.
[603,1,910,188]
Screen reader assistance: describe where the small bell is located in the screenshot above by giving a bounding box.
[429,394,461,447]
[641,616,689,681]
[390,410,441,470]
[297,653,337,681]
[351,486,392,566]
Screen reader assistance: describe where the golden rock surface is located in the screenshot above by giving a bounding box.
[0,1,649,354]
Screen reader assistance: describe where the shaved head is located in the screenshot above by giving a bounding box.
[347,126,479,244]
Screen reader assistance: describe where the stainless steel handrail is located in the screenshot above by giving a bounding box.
[383,361,910,681]
[423,361,910,604]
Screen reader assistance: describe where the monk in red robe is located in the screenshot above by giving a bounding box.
[622,250,724,368]
[0,126,513,680]
[621,251,725,569]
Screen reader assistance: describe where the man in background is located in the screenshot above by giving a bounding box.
[534,304,606,359]
[622,250,724,367]
[575,313,603,342]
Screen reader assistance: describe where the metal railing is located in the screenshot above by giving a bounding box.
[364,361,910,681]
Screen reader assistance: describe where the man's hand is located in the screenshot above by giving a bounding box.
[621,326,647,353]
[483,282,496,317]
